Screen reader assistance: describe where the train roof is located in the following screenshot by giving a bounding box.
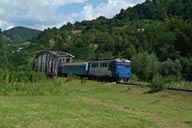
[61,61,88,66]
[89,58,130,63]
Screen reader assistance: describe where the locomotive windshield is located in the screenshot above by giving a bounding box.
[116,61,130,68]
[125,62,130,68]
[117,62,123,68]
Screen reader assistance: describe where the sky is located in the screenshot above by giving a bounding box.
[0,0,145,30]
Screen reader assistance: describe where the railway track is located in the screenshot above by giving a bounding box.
[166,87,192,92]
[119,82,192,93]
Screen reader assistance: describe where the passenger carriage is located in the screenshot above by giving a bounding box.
[59,62,89,76]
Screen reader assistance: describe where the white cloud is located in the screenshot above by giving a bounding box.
[79,0,135,21]
[0,0,86,30]
[0,0,145,30]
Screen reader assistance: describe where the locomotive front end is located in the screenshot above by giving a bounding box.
[113,59,131,83]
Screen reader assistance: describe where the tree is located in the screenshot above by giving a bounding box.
[131,52,159,81]
[160,58,182,77]
[0,29,10,69]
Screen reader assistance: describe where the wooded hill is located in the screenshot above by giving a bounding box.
[0,0,192,82]
[3,26,42,43]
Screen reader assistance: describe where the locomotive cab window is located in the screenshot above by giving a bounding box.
[125,62,130,68]
[117,63,123,68]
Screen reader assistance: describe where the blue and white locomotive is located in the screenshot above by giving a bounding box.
[59,58,131,82]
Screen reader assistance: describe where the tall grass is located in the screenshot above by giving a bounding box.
[0,70,46,83]
[0,70,53,95]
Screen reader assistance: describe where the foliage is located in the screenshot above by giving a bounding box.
[160,58,182,77]
[131,52,159,81]
[0,70,46,83]
[65,74,79,82]
[149,75,166,92]
[3,26,42,43]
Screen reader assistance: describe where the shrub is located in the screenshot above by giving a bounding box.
[149,75,166,93]
[81,77,87,84]
[65,74,78,82]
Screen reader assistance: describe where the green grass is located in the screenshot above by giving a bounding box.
[0,78,192,128]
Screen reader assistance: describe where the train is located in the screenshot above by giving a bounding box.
[58,58,131,82]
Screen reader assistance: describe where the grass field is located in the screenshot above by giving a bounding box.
[0,78,192,128]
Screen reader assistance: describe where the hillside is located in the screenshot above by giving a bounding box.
[115,0,192,20]
[33,0,192,59]
[3,26,42,43]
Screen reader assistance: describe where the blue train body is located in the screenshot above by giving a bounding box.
[60,62,89,76]
[59,58,131,82]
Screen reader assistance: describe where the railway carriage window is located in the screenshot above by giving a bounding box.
[92,63,98,68]
[104,63,108,67]
[100,63,108,67]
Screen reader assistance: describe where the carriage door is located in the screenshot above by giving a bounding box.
[109,61,115,77]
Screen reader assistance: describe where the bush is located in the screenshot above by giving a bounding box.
[149,75,166,93]
[65,74,78,82]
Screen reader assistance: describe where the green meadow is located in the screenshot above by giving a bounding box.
[0,78,192,128]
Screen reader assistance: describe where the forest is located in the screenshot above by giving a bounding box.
[0,0,192,84]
